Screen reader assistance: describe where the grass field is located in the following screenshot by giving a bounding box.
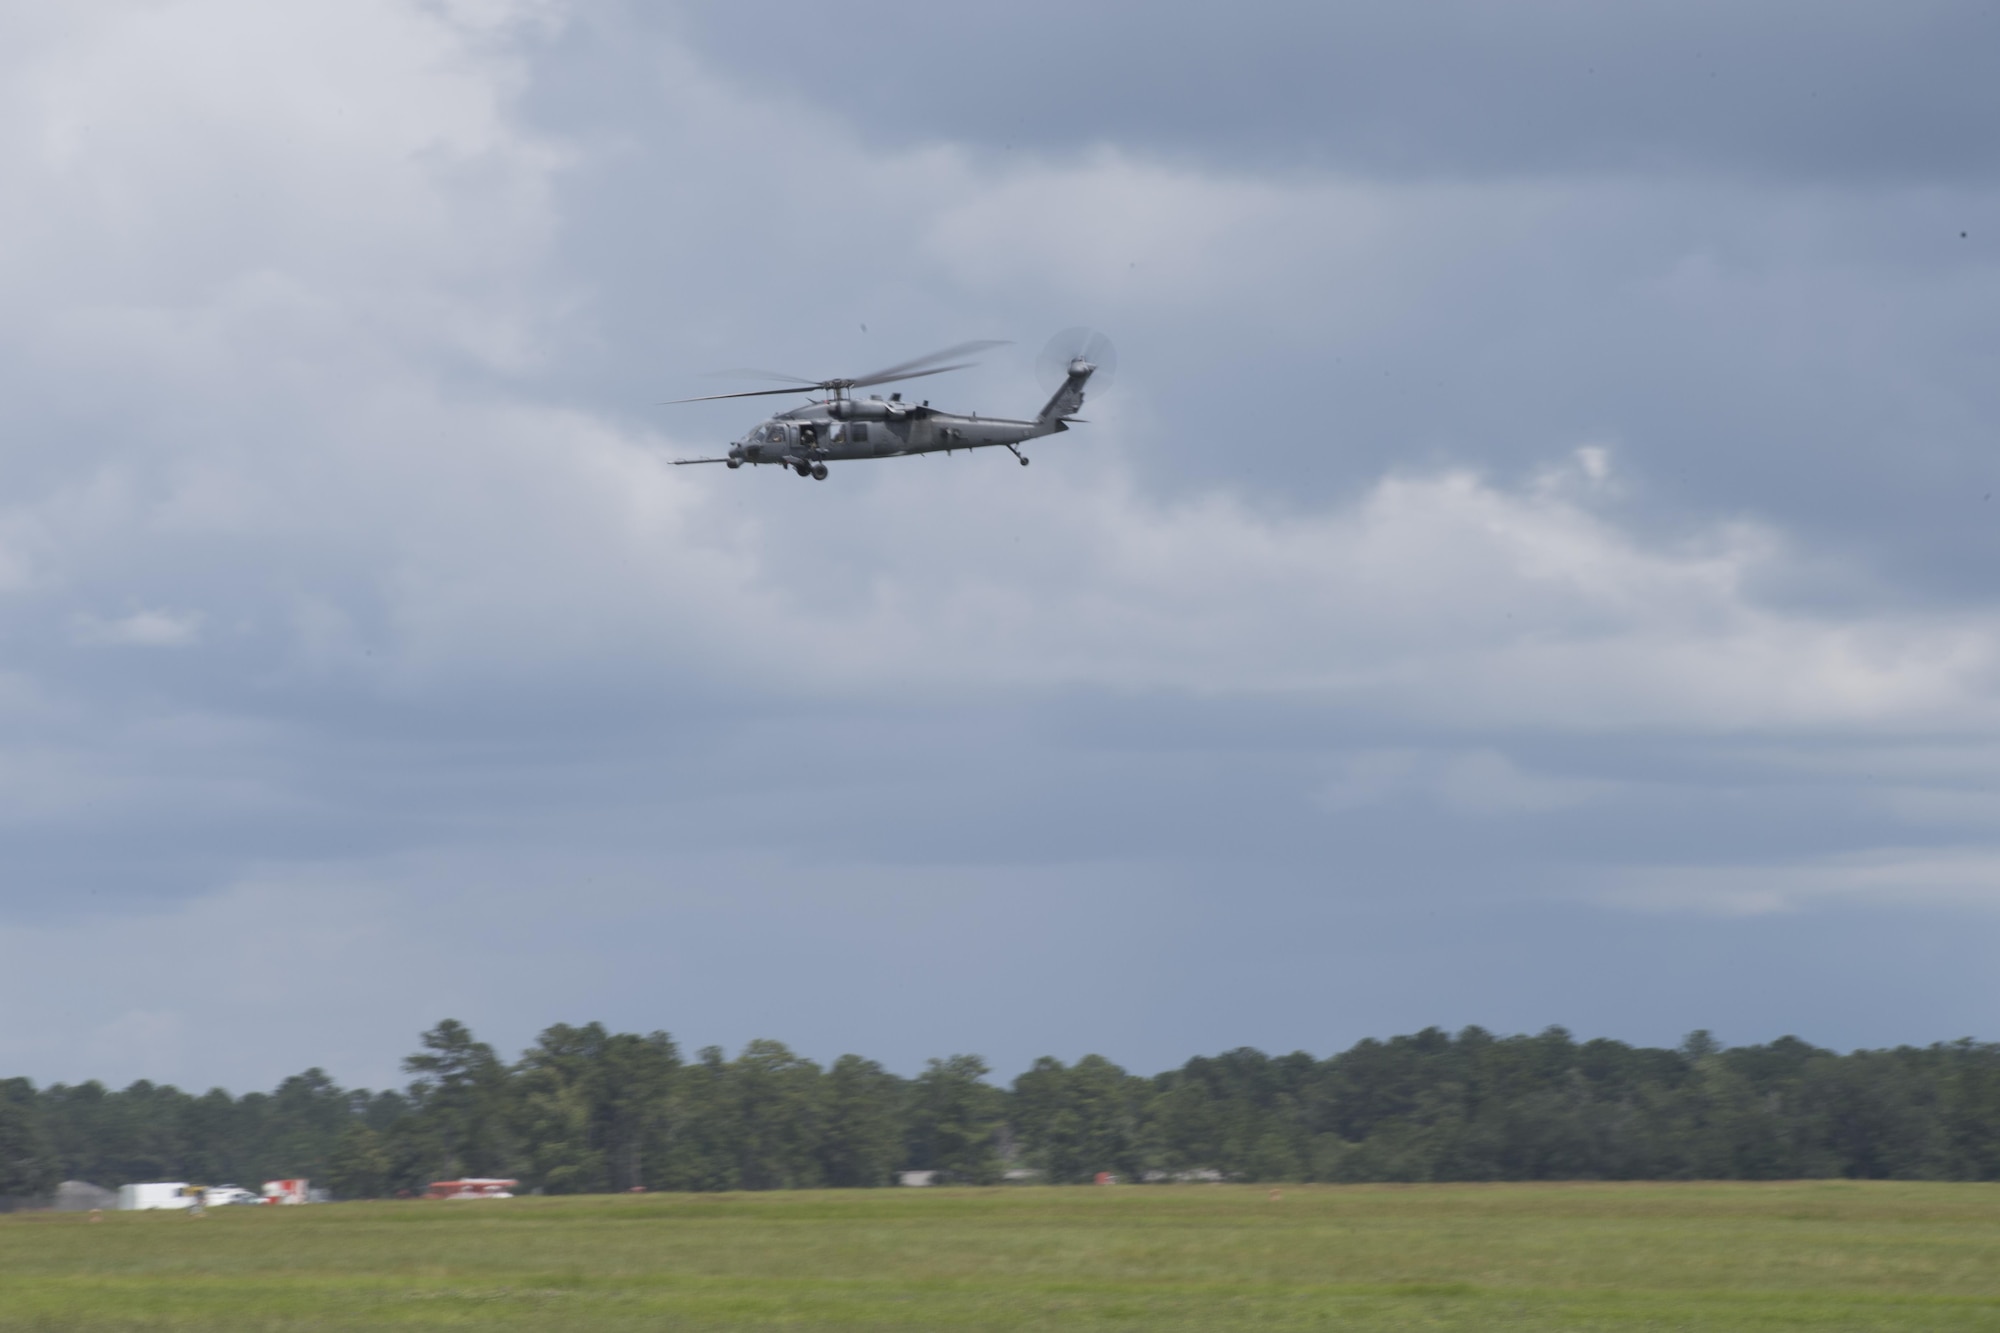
[3,1182,1999,1330]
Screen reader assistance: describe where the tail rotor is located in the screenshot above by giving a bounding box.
[1036,327,1117,396]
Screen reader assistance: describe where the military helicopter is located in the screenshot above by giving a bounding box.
[669,329,1114,480]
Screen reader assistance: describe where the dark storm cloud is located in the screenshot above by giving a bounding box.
[517,9,2000,603]
[639,0,2000,181]
[3,2,2000,1092]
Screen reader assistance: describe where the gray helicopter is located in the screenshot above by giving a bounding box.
[669,330,1113,481]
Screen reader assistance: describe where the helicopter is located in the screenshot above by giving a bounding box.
[668,329,1114,481]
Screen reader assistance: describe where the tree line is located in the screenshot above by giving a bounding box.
[4,1022,2000,1200]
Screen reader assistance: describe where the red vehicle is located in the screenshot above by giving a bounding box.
[424,1178,518,1200]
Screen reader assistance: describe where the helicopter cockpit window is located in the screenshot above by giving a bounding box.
[761,424,787,443]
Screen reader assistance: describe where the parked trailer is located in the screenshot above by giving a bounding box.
[118,1183,194,1211]
[424,1178,517,1199]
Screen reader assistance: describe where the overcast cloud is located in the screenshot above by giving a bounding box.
[3,0,1999,1093]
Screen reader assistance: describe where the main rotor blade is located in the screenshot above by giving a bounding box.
[661,385,822,404]
[665,339,1009,405]
[852,339,1009,386]
[846,361,984,390]
[707,368,822,385]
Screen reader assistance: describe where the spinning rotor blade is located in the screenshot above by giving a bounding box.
[664,338,1009,404]
[707,368,823,385]
[849,361,986,389]
[850,339,1009,388]
[661,384,826,404]
[1036,327,1118,395]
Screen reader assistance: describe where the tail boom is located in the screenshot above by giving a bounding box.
[1031,359,1095,436]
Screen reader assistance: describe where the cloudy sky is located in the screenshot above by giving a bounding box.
[4,0,2000,1094]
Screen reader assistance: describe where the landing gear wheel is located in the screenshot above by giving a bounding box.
[1019,456,1030,466]
[810,462,828,481]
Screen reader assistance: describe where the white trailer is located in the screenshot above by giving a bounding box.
[118,1182,194,1211]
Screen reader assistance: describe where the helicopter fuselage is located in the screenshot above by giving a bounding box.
[672,345,1098,479]
[729,398,1058,470]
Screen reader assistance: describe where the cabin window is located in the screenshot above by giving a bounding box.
[851,423,870,443]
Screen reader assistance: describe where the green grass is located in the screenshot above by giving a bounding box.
[3,1182,1999,1329]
